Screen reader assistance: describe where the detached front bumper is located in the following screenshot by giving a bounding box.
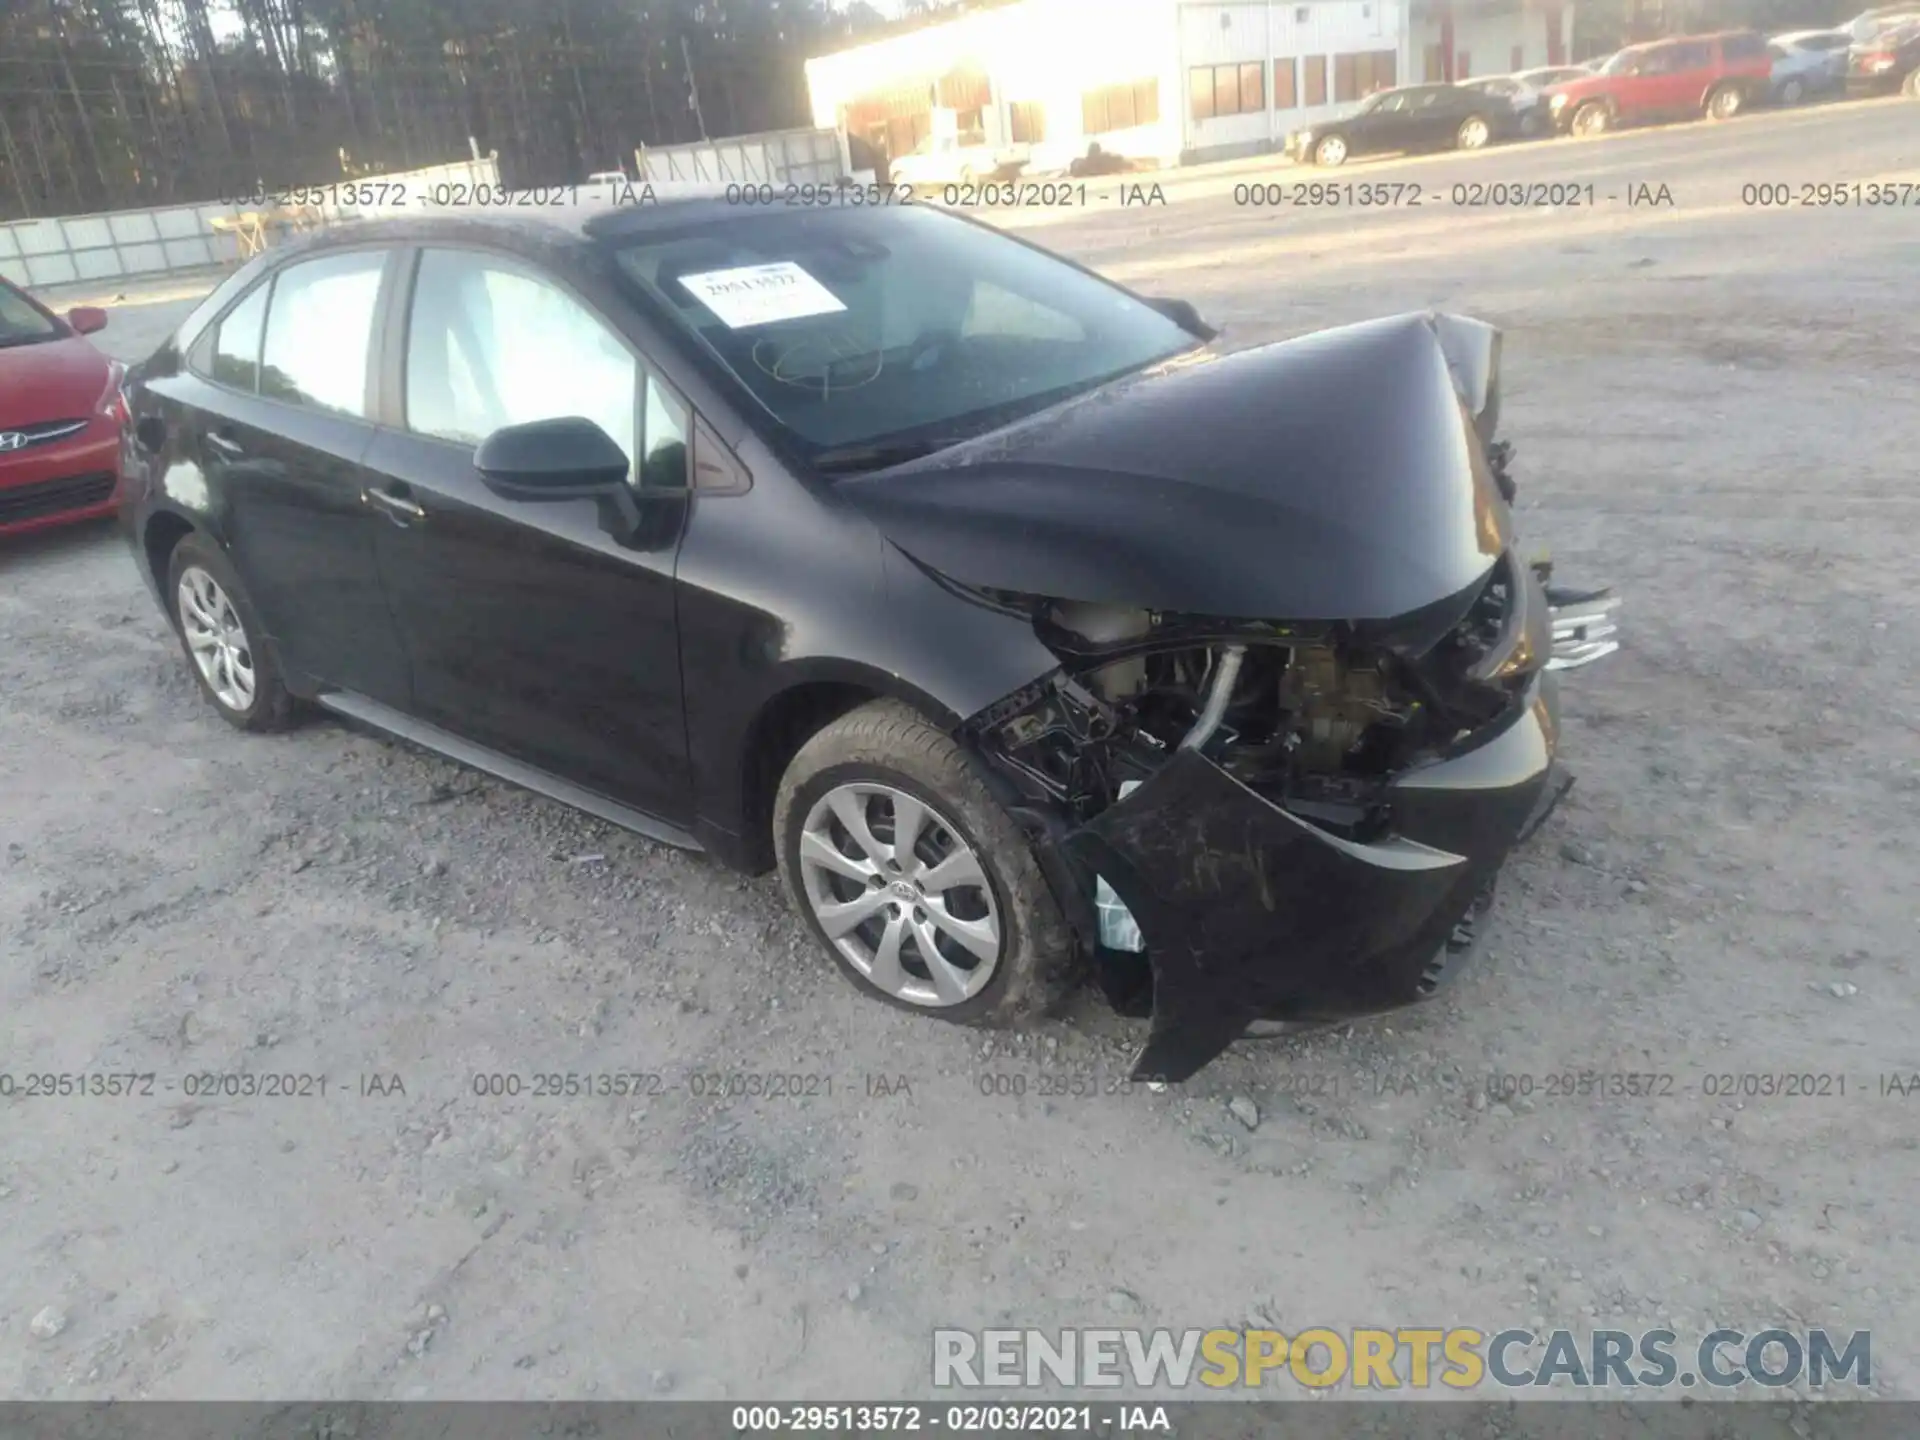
[1064,672,1563,1083]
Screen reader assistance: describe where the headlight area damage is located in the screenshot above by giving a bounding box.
[963,589,1570,1083]
[842,311,1620,1081]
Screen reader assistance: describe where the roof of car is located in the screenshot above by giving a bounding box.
[293,184,747,253]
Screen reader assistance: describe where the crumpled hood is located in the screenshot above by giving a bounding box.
[836,311,1514,622]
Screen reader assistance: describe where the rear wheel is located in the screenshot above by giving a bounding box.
[167,534,296,732]
[774,700,1073,1028]
[1905,68,1920,97]
[1571,101,1611,136]
[1705,83,1743,119]
[1779,76,1806,105]
[1456,114,1492,150]
[1312,133,1348,166]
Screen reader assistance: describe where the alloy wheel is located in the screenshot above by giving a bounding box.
[1459,117,1490,149]
[797,782,1001,1007]
[1709,87,1741,119]
[1572,103,1609,137]
[177,566,256,713]
[1314,135,1347,166]
[1781,77,1805,105]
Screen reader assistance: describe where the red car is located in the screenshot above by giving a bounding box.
[1545,31,1774,136]
[0,277,125,538]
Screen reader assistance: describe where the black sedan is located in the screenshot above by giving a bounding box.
[1285,83,1512,166]
[118,196,1619,1082]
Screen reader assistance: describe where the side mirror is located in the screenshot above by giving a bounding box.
[1143,296,1217,342]
[68,306,108,336]
[473,416,631,502]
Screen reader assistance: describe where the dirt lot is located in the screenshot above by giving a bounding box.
[4,99,1919,1402]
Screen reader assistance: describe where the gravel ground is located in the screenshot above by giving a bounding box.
[3,97,1918,1402]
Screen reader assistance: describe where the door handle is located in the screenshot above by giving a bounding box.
[204,428,244,459]
[363,486,427,523]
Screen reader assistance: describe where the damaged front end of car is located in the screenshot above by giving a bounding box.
[845,310,1619,1081]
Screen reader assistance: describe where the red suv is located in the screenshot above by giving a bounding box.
[1544,31,1773,136]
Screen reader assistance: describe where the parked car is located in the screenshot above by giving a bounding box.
[886,129,1027,189]
[1464,75,1552,136]
[1544,30,1773,135]
[117,198,1620,1082]
[1767,30,1853,102]
[1847,15,1920,92]
[0,277,124,539]
[1286,83,1511,166]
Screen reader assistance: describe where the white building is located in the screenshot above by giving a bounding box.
[805,0,1575,170]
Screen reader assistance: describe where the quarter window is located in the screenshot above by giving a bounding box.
[257,250,386,417]
[641,375,690,492]
[404,248,640,483]
[209,282,269,392]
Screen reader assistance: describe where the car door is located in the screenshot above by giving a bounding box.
[1668,39,1716,111]
[175,247,414,705]
[356,244,694,824]
[1610,46,1663,117]
[1404,88,1458,149]
[1350,91,1413,154]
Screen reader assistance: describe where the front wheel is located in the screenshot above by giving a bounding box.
[1904,68,1920,98]
[1705,83,1743,120]
[1312,133,1348,166]
[774,699,1074,1028]
[1571,101,1611,137]
[1779,76,1806,106]
[1456,114,1492,150]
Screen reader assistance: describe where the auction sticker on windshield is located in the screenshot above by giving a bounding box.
[676,261,847,328]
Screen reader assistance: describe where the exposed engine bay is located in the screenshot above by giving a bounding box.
[959,546,1604,1082]
[970,558,1544,841]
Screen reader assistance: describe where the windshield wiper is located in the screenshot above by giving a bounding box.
[811,436,967,476]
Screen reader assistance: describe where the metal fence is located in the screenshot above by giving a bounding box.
[634,127,851,187]
[0,156,500,290]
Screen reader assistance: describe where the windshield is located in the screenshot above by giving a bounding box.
[612,205,1197,467]
[1600,48,1642,74]
[0,283,62,348]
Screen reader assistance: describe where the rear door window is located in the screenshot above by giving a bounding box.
[209,283,269,392]
[257,250,388,417]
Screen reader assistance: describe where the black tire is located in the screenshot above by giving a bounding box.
[774,698,1074,1029]
[1571,101,1611,136]
[166,533,297,732]
[1705,83,1743,120]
